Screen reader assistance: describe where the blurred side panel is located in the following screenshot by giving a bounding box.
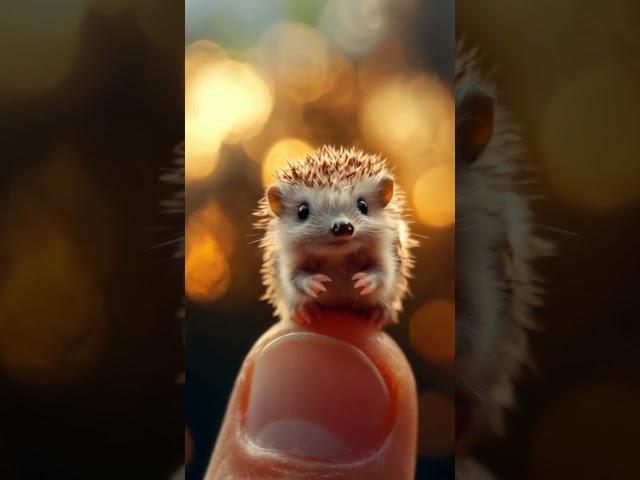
[457,1,640,479]
[0,1,184,479]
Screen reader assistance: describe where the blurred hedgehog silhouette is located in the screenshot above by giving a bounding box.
[455,42,554,479]
[159,141,185,480]
[159,141,185,320]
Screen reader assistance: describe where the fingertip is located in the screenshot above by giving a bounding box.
[206,313,417,479]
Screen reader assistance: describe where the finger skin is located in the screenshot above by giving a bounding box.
[205,311,418,479]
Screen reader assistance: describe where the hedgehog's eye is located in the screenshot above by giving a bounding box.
[357,198,368,215]
[297,202,310,220]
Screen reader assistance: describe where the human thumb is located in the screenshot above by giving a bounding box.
[205,311,418,479]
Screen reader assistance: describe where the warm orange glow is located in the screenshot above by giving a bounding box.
[541,66,640,210]
[186,203,235,257]
[185,127,221,180]
[185,203,234,302]
[409,300,455,364]
[185,235,230,302]
[262,138,314,187]
[191,60,273,144]
[186,43,273,180]
[412,165,455,228]
[258,23,332,103]
[417,391,455,457]
[360,74,454,173]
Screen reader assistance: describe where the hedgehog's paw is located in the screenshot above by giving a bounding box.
[352,271,382,295]
[297,273,332,298]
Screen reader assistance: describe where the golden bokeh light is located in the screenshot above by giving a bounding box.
[185,203,234,302]
[186,49,274,181]
[185,235,230,303]
[417,391,455,458]
[185,127,221,180]
[366,75,453,158]
[189,59,273,144]
[532,383,640,480]
[409,300,455,364]
[262,138,314,187]
[186,203,235,258]
[360,74,454,181]
[540,65,640,210]
[412,164,455,228]
[185,40,227,72]
[258,23,332,103]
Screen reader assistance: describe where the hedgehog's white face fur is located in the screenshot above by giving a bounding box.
[267,174,392,257]
[256,146,416,326]
[455,44,552,477]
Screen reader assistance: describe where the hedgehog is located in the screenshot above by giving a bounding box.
[255,145,418,327]
[455,43,553,478]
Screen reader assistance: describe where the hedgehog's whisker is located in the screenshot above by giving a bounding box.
[412,233,431,240]
[533,224,580,237]
[151,237,183,249]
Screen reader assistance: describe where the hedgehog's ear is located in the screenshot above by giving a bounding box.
[377,176,394,207]
[266,184,284,216]
[456,91,494,164]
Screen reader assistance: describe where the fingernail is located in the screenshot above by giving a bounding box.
[246,332,390,461]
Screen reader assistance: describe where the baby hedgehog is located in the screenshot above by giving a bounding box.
[255,146,417,327]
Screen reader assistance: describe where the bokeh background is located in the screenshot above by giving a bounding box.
[3,1,636,479]
[184,0,455,478]
[458,0,640,478]
[0,1,183,478]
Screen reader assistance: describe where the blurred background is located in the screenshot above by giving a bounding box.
[0,1,183,478]
[458,0,640,478]
[184,0,455,478]
[3,1,636,479]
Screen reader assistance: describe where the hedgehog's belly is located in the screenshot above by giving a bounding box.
[314,254,379,311]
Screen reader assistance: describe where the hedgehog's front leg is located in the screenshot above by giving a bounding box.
[352,270,383,295]
[291,272,331,325]
[352,269,395,327]
[294,272,332,298]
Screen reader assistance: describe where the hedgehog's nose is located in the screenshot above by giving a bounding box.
[331,221,354,237]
